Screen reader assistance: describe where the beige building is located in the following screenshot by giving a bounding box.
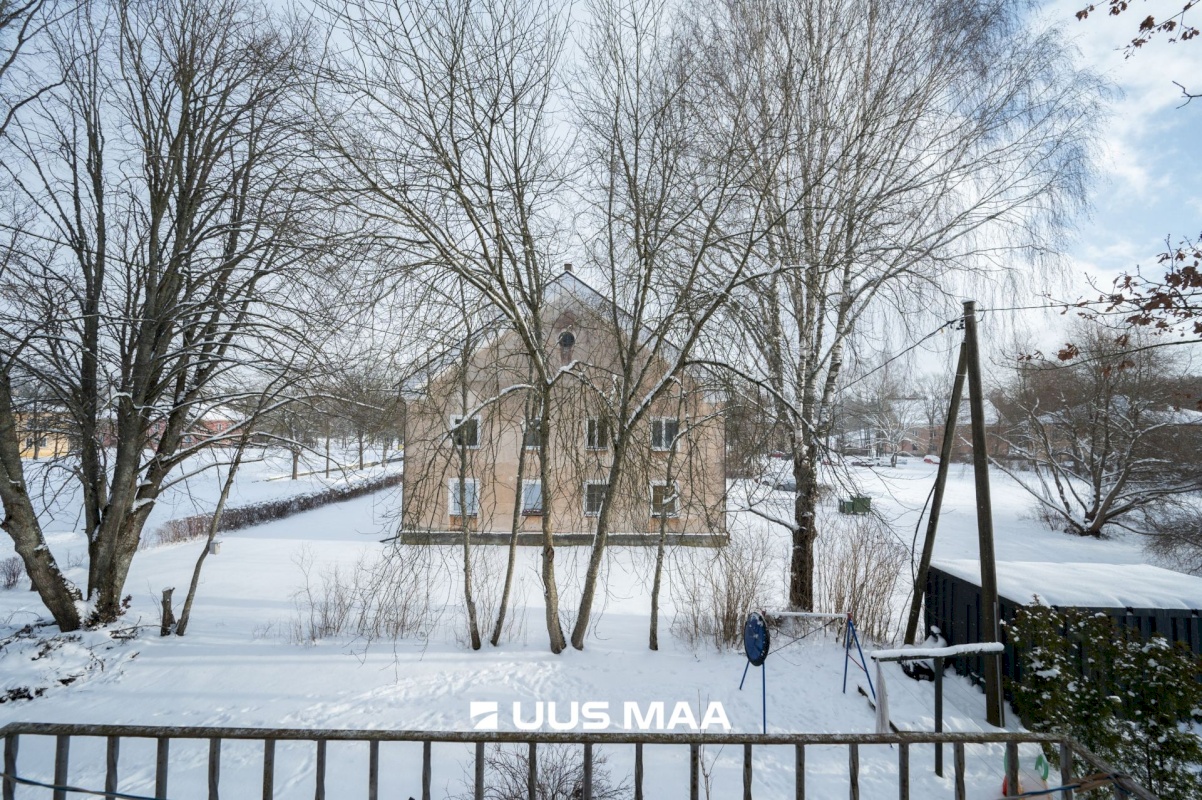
[401,270,726,544]
[16,412,71,460]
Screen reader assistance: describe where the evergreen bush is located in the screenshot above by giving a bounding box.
[1007,601,1202,798]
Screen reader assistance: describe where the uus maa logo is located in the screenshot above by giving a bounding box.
[469,700,731,732]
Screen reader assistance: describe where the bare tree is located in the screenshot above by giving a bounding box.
[0,0,329,629]
[843,362,919,466]
[998,322,1202,537]
[916,372,953,455]
[708,0,1102,609]
[314,0,574,652]
[0,0,64,140]
[565,0,786,650]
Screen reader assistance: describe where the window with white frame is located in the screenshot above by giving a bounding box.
[586,418,610,451]
[450,415,480,448]
[584,482,608,516]
[521,480,543,515]
[448,478,479,516]
[650,417,679,451]
[650,481,678,517]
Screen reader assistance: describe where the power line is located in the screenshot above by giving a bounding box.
[840,315,963,393]
[978,299,1113,314]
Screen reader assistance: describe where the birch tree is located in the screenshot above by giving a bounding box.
[709,0,1102,609]
[566,0,784,649]
[314,0,574,652]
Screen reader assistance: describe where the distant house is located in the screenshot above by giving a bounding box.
[15,412,71,459]
[146,406,241,450]
[401,268,727,545]
[841,396,1012,461]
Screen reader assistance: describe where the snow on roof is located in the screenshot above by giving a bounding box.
[932,558,1202,610]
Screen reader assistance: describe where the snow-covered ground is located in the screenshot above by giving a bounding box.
[0,455,1151,797]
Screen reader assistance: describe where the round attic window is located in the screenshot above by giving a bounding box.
[558,331,576,348]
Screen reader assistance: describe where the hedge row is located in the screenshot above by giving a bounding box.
[153,471,403,546]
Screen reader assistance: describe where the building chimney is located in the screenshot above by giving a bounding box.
[563,262,573,274]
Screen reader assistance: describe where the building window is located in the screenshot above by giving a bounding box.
[651,418,679,451]
[522,480,543,515]
[586,418,610,451]
[448,478,479,517]
[584,482,608,516]
[651,482,678,518]
[450,415,480,448]
[523,418,541,449]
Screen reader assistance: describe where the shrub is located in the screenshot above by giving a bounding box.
[1144,503,1202,575]
[454,743,629,800]
[1,556,24,590]
[150,472,402,546]
[1007,602,1202,799]
[289,545,436,644]
[813,514,907,643]
[671,529,776,650]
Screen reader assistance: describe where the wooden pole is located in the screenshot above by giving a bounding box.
[963,300,1004,727]
[934,657,944,777]
[903,343,968,645]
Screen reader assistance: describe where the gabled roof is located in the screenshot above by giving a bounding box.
[402,268,708,398]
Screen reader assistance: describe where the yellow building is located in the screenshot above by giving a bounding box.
[402,270,726,545]
[16,413,71,459]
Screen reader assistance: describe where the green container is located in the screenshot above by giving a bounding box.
[840,496,872,515]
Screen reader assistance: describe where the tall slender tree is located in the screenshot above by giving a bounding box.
[707,0,1102,609]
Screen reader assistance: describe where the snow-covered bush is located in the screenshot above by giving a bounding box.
[1008,602,1202,798]
[1007,603,1119,756]
[671,529,776,650]
[150,472,402,546]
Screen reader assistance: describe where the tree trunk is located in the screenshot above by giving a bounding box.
[788,450,820,610]
[650,403,683,651]
[457,399,482,650]
[571,432,630,650]
[649,515,667,651]
[91,506,153,623]
[537,405,566,653]
[2,504,82,630]
[291,447,299,480]
[492,411,529,646]
[159,588,176,636]
[176,442,246,636]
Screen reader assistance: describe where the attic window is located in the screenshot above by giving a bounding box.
[558,330,576,365]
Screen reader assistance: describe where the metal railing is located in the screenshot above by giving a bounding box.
[0,723,1156,800]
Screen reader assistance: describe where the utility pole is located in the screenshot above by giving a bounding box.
[903,342,967,646]
[963,300,1004,727]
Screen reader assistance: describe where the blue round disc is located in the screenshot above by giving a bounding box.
[744,611,770,666]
